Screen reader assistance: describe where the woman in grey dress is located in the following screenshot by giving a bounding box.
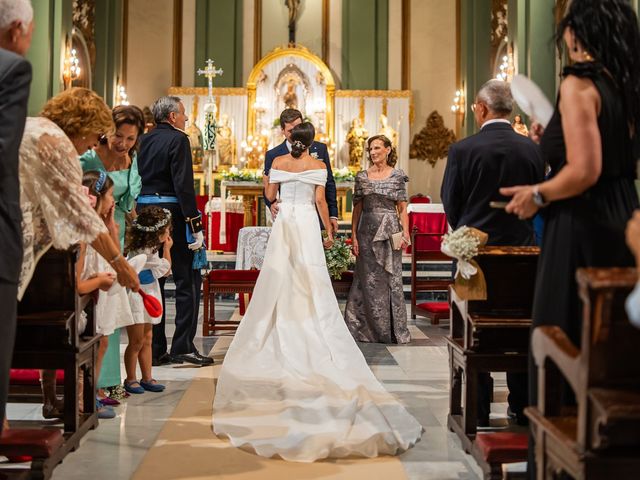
[345,135,411,343]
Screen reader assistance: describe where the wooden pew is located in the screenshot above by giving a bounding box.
[4,248,100,479]
[526,267,640,479]
[203,270,354,336]
[446,246,538,476]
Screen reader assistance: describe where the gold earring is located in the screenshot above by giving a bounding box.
[582,51,593,62]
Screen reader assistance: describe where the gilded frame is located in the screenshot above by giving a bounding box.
[246,45,336,142]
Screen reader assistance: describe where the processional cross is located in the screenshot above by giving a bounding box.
[197,59,223,151]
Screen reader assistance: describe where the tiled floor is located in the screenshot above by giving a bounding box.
[3,299,513,480]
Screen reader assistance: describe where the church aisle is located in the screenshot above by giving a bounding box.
[7,302,486,480]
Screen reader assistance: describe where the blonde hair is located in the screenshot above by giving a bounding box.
[41,87,114,140]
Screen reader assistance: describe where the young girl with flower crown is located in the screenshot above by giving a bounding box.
[73,170,135,418]
[123,206,172,394]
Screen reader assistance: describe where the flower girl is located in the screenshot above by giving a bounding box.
[124,206,172,394]
[75,170,135,418]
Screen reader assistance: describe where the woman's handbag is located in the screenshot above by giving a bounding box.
[391,232,404,250]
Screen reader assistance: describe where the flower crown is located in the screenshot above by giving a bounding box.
[132,208,172,232]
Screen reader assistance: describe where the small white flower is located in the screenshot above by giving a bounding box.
[229,166,239,174]
[311,152,319,159]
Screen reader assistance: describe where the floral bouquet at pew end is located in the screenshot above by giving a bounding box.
[440,225,489,300]
[323,234,355,280]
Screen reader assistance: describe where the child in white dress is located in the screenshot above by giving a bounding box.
[124,206,172,394]
[75,170,135,418]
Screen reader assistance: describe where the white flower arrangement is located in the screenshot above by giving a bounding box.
[441,226,481,279]
[221,168,263,183]
[333,166,356,183]
[311,152,319,159]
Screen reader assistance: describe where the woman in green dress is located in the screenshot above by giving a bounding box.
[80,105,145,400]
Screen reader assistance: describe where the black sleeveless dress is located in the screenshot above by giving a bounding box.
[533,62,639,347]
[527,61,639,479]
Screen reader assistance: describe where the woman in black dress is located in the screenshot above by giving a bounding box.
[500,0,640,476]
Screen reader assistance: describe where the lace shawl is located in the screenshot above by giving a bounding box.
[18,117,107,299]
[352,168,409,206]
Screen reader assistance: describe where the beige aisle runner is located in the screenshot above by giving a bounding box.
[133,336,408,480]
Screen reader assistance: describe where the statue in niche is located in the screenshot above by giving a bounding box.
[378,114,398,147]
[217,114,237,169]
[283,78,299,110]
[346,118,368,169]
[512,114,529,137]
[186,96,204,172]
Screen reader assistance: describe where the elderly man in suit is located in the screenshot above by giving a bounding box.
[0,0,33,432]
[441,79,544,427]
[137,96,213,367]
[263,109,339,232]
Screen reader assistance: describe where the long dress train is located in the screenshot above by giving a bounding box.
[213,168,422,462]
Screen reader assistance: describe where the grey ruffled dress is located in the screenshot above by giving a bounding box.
[344,169,410,344]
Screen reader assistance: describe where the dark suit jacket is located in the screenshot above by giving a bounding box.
[263,140,339,218]
[441,122,544,246]
[0,48,32,283]
[137,123,199,221]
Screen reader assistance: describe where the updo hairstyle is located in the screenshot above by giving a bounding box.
[290,122,316,158]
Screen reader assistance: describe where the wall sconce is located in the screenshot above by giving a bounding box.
[117,85,130,106]
[63,44,81,89]
[450,90,464,114]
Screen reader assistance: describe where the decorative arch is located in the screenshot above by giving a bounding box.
[246,45,336,141]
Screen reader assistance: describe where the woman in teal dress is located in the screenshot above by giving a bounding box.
[80,105,145,400]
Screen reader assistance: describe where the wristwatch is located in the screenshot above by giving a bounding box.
[532,185,549,208]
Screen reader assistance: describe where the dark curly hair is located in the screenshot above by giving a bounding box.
[367,135,398,167]
[290,122,315,158]
[82,170,114,211]
[125,206,172,255]
[99,105,145,156]
[556,0,640,132]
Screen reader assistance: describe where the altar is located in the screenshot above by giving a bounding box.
[168,45,411,245]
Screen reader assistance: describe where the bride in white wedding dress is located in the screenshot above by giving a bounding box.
[213,122,422,462]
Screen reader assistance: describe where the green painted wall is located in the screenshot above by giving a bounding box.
[459,0,558,137]
[195,0,243,88]
[27,0,73,115]
[459,0,491,137]
[526,0,557,103]
[94,0,124,106]
[341,0,388,89]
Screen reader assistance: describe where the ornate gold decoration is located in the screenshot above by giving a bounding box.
[186,95,205,171]
[335,90,411,98]
[72,0,96,69]
[490,0,508,49]
[382,97,388,117]
[409,111,456,167]
[167,86,247,95]
[346,118,368,168]
[358,98,365,123]
[246,45,336,141]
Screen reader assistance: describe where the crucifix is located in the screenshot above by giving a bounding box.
[196,58,224,151]
[285,0,301,45]
[196,59,224,248]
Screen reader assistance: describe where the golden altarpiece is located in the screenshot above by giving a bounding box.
[169,46,412,235]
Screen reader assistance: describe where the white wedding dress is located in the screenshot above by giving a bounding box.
[213,168,423,462]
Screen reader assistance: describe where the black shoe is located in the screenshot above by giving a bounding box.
[152,352,183,366]
[173,352,214,366]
